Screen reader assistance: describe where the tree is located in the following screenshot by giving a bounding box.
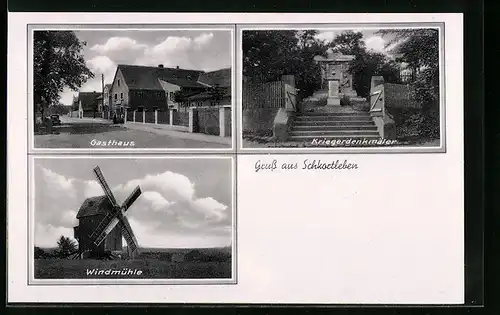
[242,30,331,98]
[208,84,225,106]
[377,29,440,138]
[34,31,94,122]
[329,31,401,97]
[55,235,77,258]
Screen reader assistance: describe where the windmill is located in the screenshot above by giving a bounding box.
[72,166,142,259]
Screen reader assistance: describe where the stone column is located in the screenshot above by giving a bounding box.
[154,109,158,124]
[189,107,198,133]
[219,106,231,137]
[133,110,136,122]
[124,108,127,123]
[169,109,174,125]
[143,110,145,124]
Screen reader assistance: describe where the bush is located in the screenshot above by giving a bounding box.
[34,247,47,259]
[340,95,351,107]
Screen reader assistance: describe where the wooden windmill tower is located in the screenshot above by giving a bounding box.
[72,166,142,259]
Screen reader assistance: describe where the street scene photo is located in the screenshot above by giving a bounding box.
[32,157,233,281]
[241,27,442,149]
[32,29,233,149]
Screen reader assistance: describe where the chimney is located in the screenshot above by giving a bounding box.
[158,64,164,68]
[176,66,179,69]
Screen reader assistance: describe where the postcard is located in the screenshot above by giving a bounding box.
[7,12,469,305]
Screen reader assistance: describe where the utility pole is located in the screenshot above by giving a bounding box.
[101,73,105,114]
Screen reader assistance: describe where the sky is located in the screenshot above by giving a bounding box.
[34,158,233,249]
[58,29,232,105]
[313,29,398,55]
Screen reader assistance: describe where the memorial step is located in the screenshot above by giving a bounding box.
[293,120,375,126]
[289,134,380,141]
[292,125,377,131]
[290,130,380,136]
[295,116,373,122]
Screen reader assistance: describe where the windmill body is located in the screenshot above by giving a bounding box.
[71,166,142,259]
[73,196,123,257]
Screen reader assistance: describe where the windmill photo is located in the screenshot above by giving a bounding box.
[72,166,142,259]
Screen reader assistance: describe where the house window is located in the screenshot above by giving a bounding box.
[114,93,117,100]
[120,93,123,99]
[118,80,120,87]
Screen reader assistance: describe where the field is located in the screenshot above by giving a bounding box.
[34,258,232,279]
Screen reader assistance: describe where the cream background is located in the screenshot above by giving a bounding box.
[8,13,463,304]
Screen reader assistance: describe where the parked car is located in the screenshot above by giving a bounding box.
[50,115,62,126]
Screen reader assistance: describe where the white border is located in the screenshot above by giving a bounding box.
[237,23,446,153]
[28,155,237,286]
[28,25,236,153]
[8,12,464,304]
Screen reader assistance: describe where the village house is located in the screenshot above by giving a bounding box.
[108,64,232,117]
[183,68,232,111]
[72,91,103,118]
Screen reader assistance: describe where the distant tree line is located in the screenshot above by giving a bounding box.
[35,236,77,259]
[242,30,401,99]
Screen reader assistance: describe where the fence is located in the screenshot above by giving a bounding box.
[242,80,284,109]
[197,107,220,136]
[145,111,155,124]
[123,106,231,138]
[175,111,189,127]
[242,75,296,134]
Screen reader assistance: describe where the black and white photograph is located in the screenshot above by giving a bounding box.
[31,28,233,150]
[240,26,443,150]
[30,157,234,283]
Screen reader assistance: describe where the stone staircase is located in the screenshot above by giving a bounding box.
[288,91,380,141]
[289,111,379,141]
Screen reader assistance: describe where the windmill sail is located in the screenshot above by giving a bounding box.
[93,166,119,208]
[85,166,142,257]
[90,212,116,246]
[122,186,142,210]
[117,215,139,252]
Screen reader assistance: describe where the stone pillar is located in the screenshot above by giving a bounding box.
[327,80,340,106]
[169,109,174,125]
[219,106,231,137]
[189,108,198,133]
[124,108,127,123]
[133,110,136,122]
[143,110,145,123]
[154,109,158,124]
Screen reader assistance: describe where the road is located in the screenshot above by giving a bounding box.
[34,117,230,149]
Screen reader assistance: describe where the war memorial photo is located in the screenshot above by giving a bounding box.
[241,28,442,149]
[31,157,234,281]
[32,29,233,149]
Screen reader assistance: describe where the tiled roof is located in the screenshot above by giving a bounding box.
[77,92,102,111]
[159,78,207,89]
[117,64,204,90]
[197,68,231,87]
[186,87,231,100]
[76,195,111,218]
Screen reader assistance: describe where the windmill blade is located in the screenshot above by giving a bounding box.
[117,215,139,253]
[90,212,118,247]
[93,166,119,208]
[121,186,142,211]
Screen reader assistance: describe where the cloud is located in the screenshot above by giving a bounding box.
[35,167,231,249]
[315,31,338,42]
[137,33,215,69]
[90,37,147,54]
[39,166,76,198]
[82,179,103,198]
[35,223,76,248]
[193,33,214,48]
[364,35,387,54]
